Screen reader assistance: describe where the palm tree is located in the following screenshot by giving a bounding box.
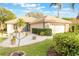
[17,18,26,48]
[50,3,62,18]
[68,3,79,32]
[70,3,75,11]
[0,8,7,35]
[76,12,79,19]
[0,7,16,33]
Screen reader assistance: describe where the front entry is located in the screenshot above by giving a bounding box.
[23,23,30,32]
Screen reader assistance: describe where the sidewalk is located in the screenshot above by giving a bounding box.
[0,33,52,47]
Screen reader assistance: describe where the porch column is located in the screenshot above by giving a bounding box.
[64,24,69,32]
[30,25,32,33]
[7,24,15,34]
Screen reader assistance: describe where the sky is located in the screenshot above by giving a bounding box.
[0,3,79,18]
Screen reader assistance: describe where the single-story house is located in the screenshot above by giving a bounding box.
[5,16,72,34]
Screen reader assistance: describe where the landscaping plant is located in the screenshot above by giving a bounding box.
[11,36,16,45]
[10,18,26,56]
[51,32,79,56]
[32,28,52,36]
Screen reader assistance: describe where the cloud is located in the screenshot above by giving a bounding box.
[12,3,38,8]
[12,3,41,7]
[12,3,46,14]
[12,3,45,9]
[61,8,72,11]
[52,6,58,8]
[44,11,51,13]
[25,10,31,13]
[35,6,45,10]
[21,4,37,8]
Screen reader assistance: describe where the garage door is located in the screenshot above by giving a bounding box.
[51,25,65,33]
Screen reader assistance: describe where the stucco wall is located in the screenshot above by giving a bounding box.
[49,24,65,33]
[30,23,69,33]
[30,23,43,33]
[6,23,69,34]
[7,24,15,34]
[30,23,44,29]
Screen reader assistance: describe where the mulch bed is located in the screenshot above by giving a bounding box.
[10,51,25,56]
[47,47,62,56]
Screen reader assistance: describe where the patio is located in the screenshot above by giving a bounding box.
[0,33,52,47]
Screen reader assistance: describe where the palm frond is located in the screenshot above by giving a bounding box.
[70,3,75,11]
[49,3,57,7]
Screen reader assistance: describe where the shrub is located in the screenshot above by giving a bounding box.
[32,28,52,36]
[40,32,45,36]
[51,32,79,56]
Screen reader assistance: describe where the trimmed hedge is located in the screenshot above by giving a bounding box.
[32,28,52,36]
[51,32,79,56]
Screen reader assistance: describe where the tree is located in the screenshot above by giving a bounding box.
[49,3,77,18]
[70,3,75,11]
[69,3,76,32]
[62,18,75,20]
[26,12,47,28]
[50,3,62,18]
[76,12,79,19]
[16,18,26,48]
[0,7,16,32]
[68,3,79,32]
[26,12,44,19]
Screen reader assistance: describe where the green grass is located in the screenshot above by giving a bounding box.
[0,37,6,42]
[0,39,53,56]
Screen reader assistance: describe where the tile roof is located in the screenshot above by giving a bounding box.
[5,16,72,24]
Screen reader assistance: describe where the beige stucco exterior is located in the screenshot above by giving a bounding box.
[5,16,72,34]
[30,22,70,33]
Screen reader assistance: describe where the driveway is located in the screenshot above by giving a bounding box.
[0,33,52,47]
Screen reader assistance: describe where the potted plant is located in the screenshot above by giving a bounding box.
[32,36,36,40]
[11,36,16,45]
[25,32,28,36]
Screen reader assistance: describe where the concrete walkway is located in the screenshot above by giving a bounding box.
[0,33,52,47]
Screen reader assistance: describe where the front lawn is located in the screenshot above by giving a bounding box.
[0,37,6,42]
[0,39,53,56]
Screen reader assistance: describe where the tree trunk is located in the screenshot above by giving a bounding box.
[18,32,21,49]
[0,22,4,36]
[57,6,60,18]
[43,18,45,28]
